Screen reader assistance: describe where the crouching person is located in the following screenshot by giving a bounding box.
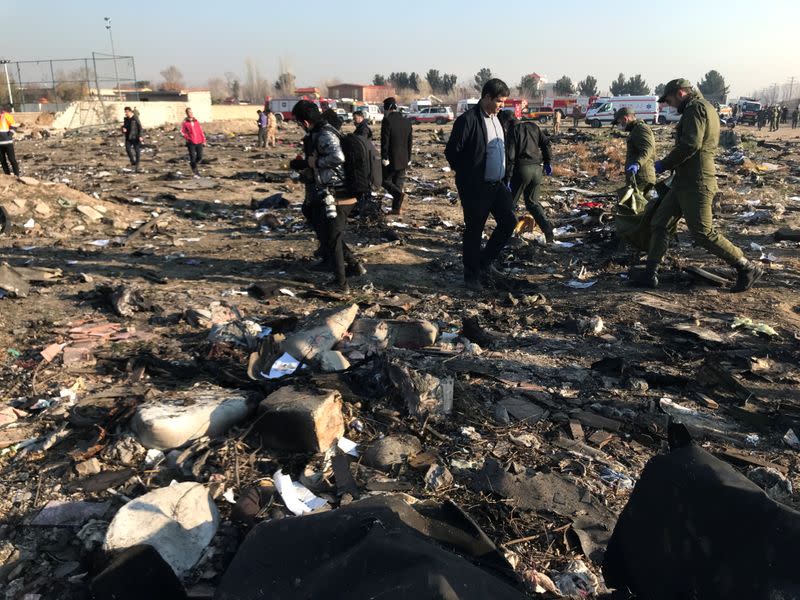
[292,100,366,292]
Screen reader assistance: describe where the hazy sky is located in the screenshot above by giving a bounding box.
[4,0,799,99]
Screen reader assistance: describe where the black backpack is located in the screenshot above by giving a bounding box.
[336,130,382,195]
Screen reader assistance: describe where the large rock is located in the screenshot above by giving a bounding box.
[0,263,30,298]
[104,482,219,576]
[257,386,344,452]
[364,434,422,470]
[349,319,439,350]
[281,304,358,361]
[131,387,252,450]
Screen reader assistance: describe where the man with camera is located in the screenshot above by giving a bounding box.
[291,100,366,292]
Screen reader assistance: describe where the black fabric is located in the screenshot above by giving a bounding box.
[339,132,382,195]
[123,115,142,142]
[90,545,187,600]
[125,140,141,166]
[321,202,358,284]
[186,142,203,170]
[506,121,551,182]
[381,111,413,169]
[445,105,490,189]
[603,430,800,600]
[511,162,550,234]
[461,181,516,281]
[383,166,406,209]
[215,495,527,600]
[0,144,19,176]
[354,119,373,139]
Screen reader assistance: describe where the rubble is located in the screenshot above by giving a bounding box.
[257,386,345,452]
[104,481,220,575]
[1,117,798,599]
[131,387,253,449]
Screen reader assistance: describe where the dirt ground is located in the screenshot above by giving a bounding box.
[0,115,799,599]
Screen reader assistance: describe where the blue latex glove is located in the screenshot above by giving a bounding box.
[655,160,665,174]
[625,164,640,175]
[504,181,512,193]
[544,164,553,176]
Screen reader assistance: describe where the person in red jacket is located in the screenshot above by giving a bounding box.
[180,107,206,177]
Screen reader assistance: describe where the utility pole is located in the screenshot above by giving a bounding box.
[104,17,121,99]
[787,76,796,102]
[0,59,13,111]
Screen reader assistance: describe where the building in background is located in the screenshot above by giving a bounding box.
[327,84,396,103]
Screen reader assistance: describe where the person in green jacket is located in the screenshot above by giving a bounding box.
[635,78,762,292]
[614,107,656,195]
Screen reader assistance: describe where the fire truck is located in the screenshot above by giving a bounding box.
[500,98,528,118]
[542,96,597,118]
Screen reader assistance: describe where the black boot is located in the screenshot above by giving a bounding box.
[631,264,659,288]
[732,261,763,292]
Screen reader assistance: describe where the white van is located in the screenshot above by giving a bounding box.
[358,104,384,123]
[456,98,480,116]
[657,105,681,124]
[584,95,659,127]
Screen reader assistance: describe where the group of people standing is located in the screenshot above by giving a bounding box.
[256,108,277,148]
[757,105,798,131]
[444,77,763,294]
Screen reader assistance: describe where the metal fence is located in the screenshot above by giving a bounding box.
[1,54,138,110]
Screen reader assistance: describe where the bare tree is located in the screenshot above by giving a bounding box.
[159,65,184,91]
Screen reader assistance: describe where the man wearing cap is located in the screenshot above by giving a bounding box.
[614,107,656,195]
[641,78,762,292]
[380,97,413,215]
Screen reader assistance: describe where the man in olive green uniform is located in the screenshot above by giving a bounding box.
[614,107,656,194]
[635,79,762,292]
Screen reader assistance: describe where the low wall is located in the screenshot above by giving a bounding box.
[51,95,213,130]
[211,104,264,121]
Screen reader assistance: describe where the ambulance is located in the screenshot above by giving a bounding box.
[584,95,659,127]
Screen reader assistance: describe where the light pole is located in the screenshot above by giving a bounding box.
[0,59,13,112]
[104,17,121,99]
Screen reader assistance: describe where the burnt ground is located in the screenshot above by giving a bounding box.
[0,117,799,598]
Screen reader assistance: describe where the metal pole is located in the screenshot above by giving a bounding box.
[50,60,57,104]
[1,61,13,111]
[131,58,139,102]
[15,62,24,108]
[105,17,121,98]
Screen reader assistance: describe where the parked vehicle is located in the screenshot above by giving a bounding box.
[521,106,553,123]
[410,99,433,113]
[584,95,659,127]
[735,97,762,125]
[500,98,528,119]
[406,106,454,124]
[359,104,384,123]
[269,97,337,122]
[335,108,353,123]
[456,98,479,116]
[657,105,681,124]
[543,96,596,118]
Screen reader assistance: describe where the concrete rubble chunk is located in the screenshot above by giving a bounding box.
[364,434,423,470]
[131,386,252,450]
[104,482,220,576]
[257,386,344,452]
[77,204,105,222]
[316,350,351,372]
[32,500,110,526]
[386,356,454,418]
[0,263,31,298]
[349,318,439,350]
[281,303,358,361]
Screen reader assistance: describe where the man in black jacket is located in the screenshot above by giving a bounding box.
[122,107,143,172]
[380,97,413,215]
[292,100,365,292]
[503,113,554,243]
[445,79,516,292]
[353,111,372,139]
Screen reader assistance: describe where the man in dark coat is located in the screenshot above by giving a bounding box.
[380,97,413,215]
[445,79,517,292]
